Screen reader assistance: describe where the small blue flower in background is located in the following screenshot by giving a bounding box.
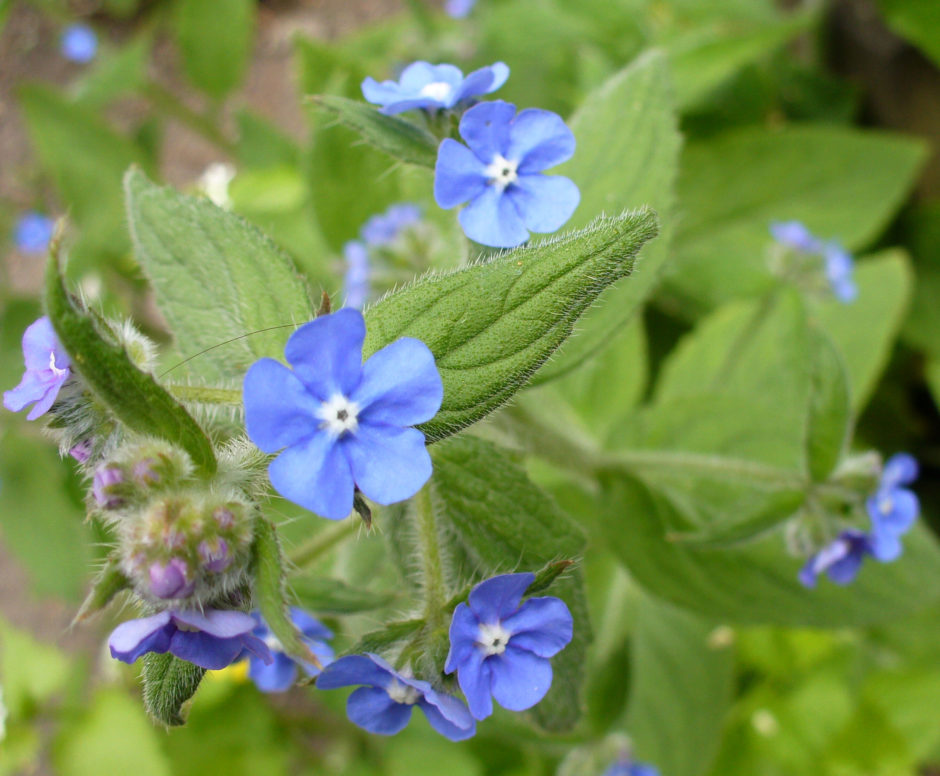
[243,308,443,520]
[343,241,371,310]
[60,24,98,64]
[361,203,422,247]
[3,317,71,421]
[435,100,580,248]
[248,608,334,692]
[109,609,272,670]
[445,0,477,18]
[316,653,476,740]
[362,61,508,115]
[770,220,821,253]
[14,211,54,254]
[444,572,573,720]
[602,758,661,776]
[769,221,857,303]
[799,529,879,588]
[866,452,919,559]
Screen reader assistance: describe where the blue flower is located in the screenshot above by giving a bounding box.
[822,242,858,303]
[799,529,878,588]
[361,203,422,247]
[317,653,475,740]
[60,24,98,63]
[3,317,71,421]
[866,452,919,560]
[444,572,573,720]
[243,309,443,520]
[342,241,371,310]
[248,608,334,692]
[362,61,508,115]
[14,211,54,254]
[445,0,477,17]
[109,609,272,670]
[434,101,580,248]
[603,760,661,776]
[770,221,821,253]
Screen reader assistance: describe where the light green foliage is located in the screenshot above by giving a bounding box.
[430,436,589,732]
[537,50,679,381]
[804,331,852,482]
[364,209,658,441]
[0,617,71,718]
[124,169,314,382]
[667,126,927,312]
[74,35,151,108]
[174,0,255,98]
[626,597,735,776]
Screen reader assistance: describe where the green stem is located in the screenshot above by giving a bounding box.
[288,519,359,569]
[414,485,447,628]
[141,81,236,155]
[165,384,242,405]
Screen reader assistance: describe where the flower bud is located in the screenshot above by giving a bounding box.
[149,558,194,599]
[199,538,230,573]
[93,465,126,509]
[69,439,93,463]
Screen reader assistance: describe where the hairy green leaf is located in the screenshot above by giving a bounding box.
[142,653,206,727]
[73,556,130,625]
[364,209,658,441]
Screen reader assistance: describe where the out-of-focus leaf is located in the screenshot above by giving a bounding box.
[876,0,940,68]
[174,0,254,98]
[804,329,852,482]
[0,617,71,717]
[74,35,150,108]
[289,576,397,615]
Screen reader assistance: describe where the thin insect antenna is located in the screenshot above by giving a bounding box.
[159,323,300,377]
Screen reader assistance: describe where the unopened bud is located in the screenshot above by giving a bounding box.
[148,557,194,599]
[93,466,126,509]
[213,506,235,530]
[69,439,93,463]
[199,538,230,573]
[132,457,161,486]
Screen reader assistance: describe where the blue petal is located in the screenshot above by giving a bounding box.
[453,62,509,104]
[347,686,413,735]
[399,61,448,92]
[170,631,245,670]
[445,603,481,673]
[290,607,334,640]
[458,186,529,248]
[867,487,919,535]
[798,557,819,588]
[869,528,903,562]
[361,77,408,107]
[882,453,919,488]
[468,573,534,623]
[353,338,443,427]
[488,646,553,711]
[299,641,335,677]
[418,696,476,741]
[342,424,431,505]
[172,609,257,638]
[243,359,321,453]
[108,612,173,663]
[826,550,865,585]
[769,221,820,252]
[434,139,487,209]
[268,432,354,520]
[506,174,580,234]
[23,317,68,372]
[250,653,298,692]
[506,109,576,173]
[316,654,394,690]
[502,597,573,657]
[25,375,67,420]
[284,310,365,400]
[458,101,515,163]
[456,649,493,720]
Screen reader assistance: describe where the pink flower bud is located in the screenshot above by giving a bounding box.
[93,466,125,509]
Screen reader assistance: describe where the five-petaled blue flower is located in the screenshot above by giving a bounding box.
[248,608,334,692]
[362,61,508,115]
[866,452,919,560]
[316,653,476,741]
[769,221,857,303]
[444,572,573,720]
[3,317,71,420]
[14,211,54,254]
[799,529,882,588]
[342,241,371,310]
[603,759,661,776]
[109,609,272,670]
[60,24,98,63]
[243,308,443,520]
[434,100,580,248]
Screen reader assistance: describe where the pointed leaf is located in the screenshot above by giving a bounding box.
[141,652,206,727]
[73,557,130,625]
[805,328,852,482]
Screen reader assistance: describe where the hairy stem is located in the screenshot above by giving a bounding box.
[414,485,447,629]
[165,384,242,405]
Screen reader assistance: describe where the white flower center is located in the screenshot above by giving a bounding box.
[48,351,67,377]
[263,632,284,652]
[877,494,894,515]
[386,679,421,705]
[477,621,512,657]
[419,81,453,102]
[317,393,360,437]
[484,155,519,192]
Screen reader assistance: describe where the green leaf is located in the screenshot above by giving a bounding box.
[141,653,206,727]
[816,250,912,412]
[667,126,928,313]
[363,209,659,442]
[174,0,254,98]
[74,34,150,108]
[72,556,130,624]
[124,168,314,383]
[252,518,323,667]
[289,576,397,615]
[348,619,425,656]
[598,474,940,627]
[805,328,852,482]
[875,0,940,67]
[430,435,590,732]
[307,95,439,168]
[626,597,735,776]
[0,616,71,717]
[45,245,217,476]
[535,50,679,382]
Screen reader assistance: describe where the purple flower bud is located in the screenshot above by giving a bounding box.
[148,558,194,599]
[132,457,160,486]
[199,538,230,573]
[163,530,186,551]
[213,506,235,530]
[93,466,125,509]
[69,439,93,463]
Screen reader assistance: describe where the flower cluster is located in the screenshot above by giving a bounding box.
[243,308,443,520]
[801,453,920,587]
[3,317,72,421]
[362,61,508,115]
[770,221,857,303]
[434,100,579,247]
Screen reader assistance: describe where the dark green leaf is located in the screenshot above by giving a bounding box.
[364,209,659,441]
[307,95,439,168]
[45,244,217,476]
[141,653,206,727]
[347,619,425,656]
